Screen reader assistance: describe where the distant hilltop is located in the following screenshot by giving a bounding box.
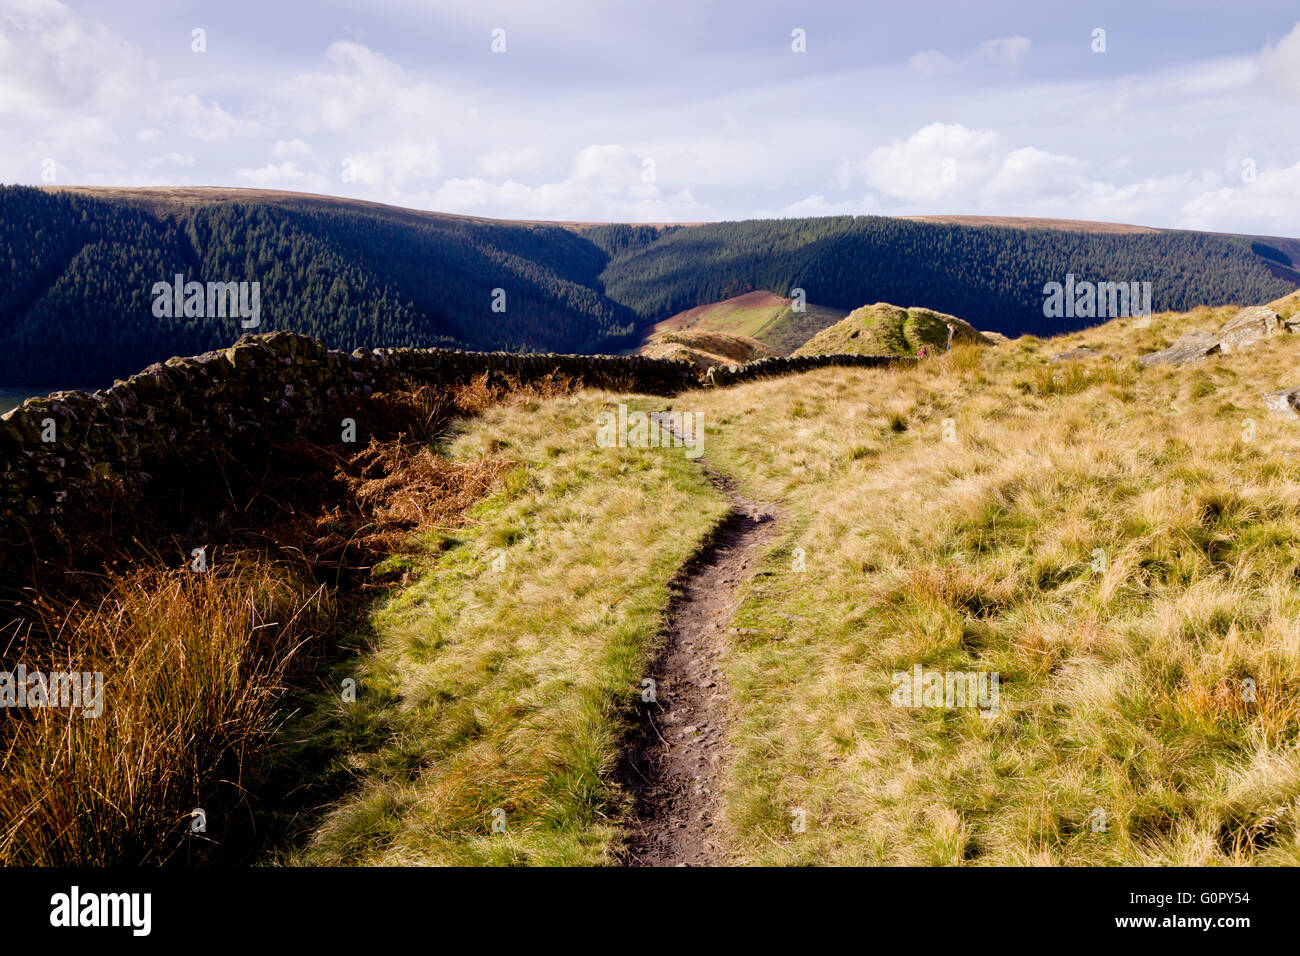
[1,184,1295,386]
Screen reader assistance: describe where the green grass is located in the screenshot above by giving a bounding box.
[288,390,729,865]
[697,302,784,339]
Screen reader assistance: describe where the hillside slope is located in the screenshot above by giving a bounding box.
[9,278,1300,866]
[3,186,1297,386]
[1267,288,1300,319]
[593,216,1300,338]
[682,303,1300,864]
[0,186,638,385]
[648,291,848,355]
[271,290,1300,866]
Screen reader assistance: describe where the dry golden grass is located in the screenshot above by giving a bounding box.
[683,304,1300,864]
[0,563,331,865]
[0,376,563,865]
[639,329,778,371]
[19,299,1300,867]
[278,301,1300,866]
[1266,288,1300,319]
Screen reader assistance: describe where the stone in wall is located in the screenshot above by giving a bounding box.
[0,332,899,576]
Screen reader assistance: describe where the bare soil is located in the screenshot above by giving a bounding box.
[621,470,778,866]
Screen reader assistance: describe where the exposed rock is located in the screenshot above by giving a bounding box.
[1217,306,1281,354]
[1139,306,1283,366]
[1138,329,1221,367]
[1264,387,1300,418]
[1051,347,1101,362]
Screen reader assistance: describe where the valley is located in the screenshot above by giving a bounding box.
[2,185,1297,386]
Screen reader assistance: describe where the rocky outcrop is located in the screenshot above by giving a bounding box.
[1137,329,1222,367]
[1264,386,1300,418]
[793,303,988,359]
[1139,306,1283,367]
[1217,306,1282,353]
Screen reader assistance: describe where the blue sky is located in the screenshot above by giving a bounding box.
[3,0,1298,232]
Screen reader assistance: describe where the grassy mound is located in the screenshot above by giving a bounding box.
[794,302,989,358]
[1267,289,1300,320]
[638,329,778,371]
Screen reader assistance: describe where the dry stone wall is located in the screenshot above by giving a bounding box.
[0,332,906,573]
[705,353,909,386]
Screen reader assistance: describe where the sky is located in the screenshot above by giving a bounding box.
[2,0,1298,233]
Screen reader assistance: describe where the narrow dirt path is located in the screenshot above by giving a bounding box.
[621,420,779,866]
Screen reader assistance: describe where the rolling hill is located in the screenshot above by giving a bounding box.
[0,185,640,386]
[592,216,1300,338]
[1,185,1296,386]
[277,291,1300,866]
[9,265,1300,867]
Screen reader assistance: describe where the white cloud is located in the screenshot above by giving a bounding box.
[1180,161,1300,232]
[0,0,143,117]
[977,36,1032,66]
[1258,22,1300,101]
[477,145,542,179]
[985,147,1083,201]
[571,144,656,198]
[907,50,957,79]
[145,152,195,169]
[272,138,314,160]
[857,123,1001,203]
[908,36,1031,80]
[770,194,875,218]
[1,2,1298,231]
[428,144,712,222]
[155,94,256,142]
[236,161,330,192]
[838,122,1289,230]
[288,41,468,136]
[342,139,441,194]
